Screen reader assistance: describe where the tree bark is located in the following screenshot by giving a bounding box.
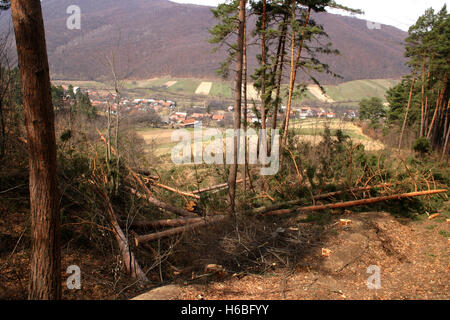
[282,5,312,148]
[266,189,448,216]
[243,17,248,194]
[10,0,61,300]
[102,192,148,283]
[442,124,450,161]
[271,18,288,132]
[130,217,215,229]
[0,99,5,159]
[124,186,197,218]
[398,77,416,152]
[420,57,426,137]
[228,0,245,214]
[134,216,227,245]
[260,0,267,137]
[250,183,395,215]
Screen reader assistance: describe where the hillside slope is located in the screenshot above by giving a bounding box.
[0,0,410,83]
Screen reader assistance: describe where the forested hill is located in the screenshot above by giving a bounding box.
[0,0,410,83]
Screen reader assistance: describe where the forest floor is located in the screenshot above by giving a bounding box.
[136,210,450,300]
[1,194,448,300]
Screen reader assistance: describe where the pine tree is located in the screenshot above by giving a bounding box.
[10,0,61,300]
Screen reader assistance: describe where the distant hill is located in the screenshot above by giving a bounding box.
[0,0,410,84]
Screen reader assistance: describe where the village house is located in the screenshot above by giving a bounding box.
[299,106,313,119]
[179,118,199,128]
[212,114,225,121]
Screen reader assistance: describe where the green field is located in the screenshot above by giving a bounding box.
[324,79,399,102]
[52,77,400,107]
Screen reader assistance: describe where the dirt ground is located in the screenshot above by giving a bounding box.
[1,205,448,300]
[170,211,449,300]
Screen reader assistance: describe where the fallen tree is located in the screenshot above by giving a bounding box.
[250,183,395,215]
[130,216,211,229]
[124,186,197,218]
[93,181,149,284]
[134,215,227,245]
[192,179,247,194]
[150,181,200,199]
[265,189,448,216]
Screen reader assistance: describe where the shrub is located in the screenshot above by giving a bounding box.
[412,137,431,155]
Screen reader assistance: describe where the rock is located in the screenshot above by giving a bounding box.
[132,285,181,300]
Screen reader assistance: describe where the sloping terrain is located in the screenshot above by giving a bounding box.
[133,211,449,300]
[0,0,409,83]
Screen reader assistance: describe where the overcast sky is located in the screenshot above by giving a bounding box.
[170,0,450,31]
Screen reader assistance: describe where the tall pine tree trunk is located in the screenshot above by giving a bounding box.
[398,77,416,152]
[228,0,245,214]
[0,99,5,159]
[272,19,288,132]
[11,0,61,300]
[243,16,248,193]
[420,57,426,137]
[282,5,311,148]
[260,0,267,140]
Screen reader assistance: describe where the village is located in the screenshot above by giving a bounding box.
[68,85,358,129]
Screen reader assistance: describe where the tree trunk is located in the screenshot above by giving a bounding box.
[260,0,267,142]
[228,0,245,214]
[10,0,61,300]
[134,216,227,245]
[420,57,426,137]
[282,5,312,148]
[272,18,288,132]
[442,114,450,161]
[0,99,5,159]
[427,73,447,139]
[243,15,248,194]
[103,193,148,283]
[266,189,448,216]
[398,77,416,152]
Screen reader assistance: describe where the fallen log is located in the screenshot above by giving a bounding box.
[250,183,395,215]
[192,179,247,194]
[131,216,211,229]
[132,168,159,181]
[266,189,448,216]
[134,215,227,245]
[97,186,149,284]
[151,181,200,199]
[124,186,197,218]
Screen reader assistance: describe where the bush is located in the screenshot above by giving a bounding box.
[412,137,431,155]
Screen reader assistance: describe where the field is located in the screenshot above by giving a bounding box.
[53,77,400,107]
[291,118,384,151]
[137,119,384,158]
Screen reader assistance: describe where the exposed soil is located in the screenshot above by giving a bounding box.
[1,204,448,300]
[173,211,449,300]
